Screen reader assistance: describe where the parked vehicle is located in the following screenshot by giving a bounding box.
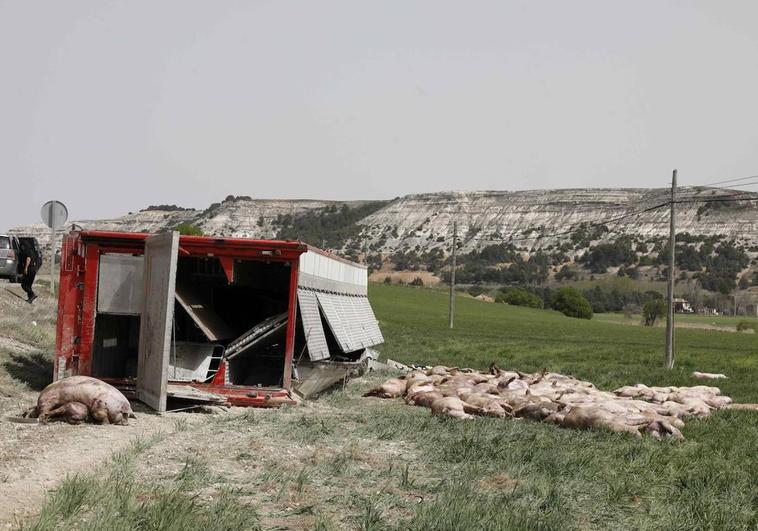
[0,235,21,282]
[0,235,42,282]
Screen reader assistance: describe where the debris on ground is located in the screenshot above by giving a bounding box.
[22,376,136,425]
[364,364,756,440]
[692,371,728,380]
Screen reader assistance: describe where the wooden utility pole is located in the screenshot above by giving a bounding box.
[448,221,457,329]
[664,169,677,369]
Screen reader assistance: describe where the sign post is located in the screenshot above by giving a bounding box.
[40,201,68,296]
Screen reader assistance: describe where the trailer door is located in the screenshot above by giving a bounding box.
[137,231,179,411]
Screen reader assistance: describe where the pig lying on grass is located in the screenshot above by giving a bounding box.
[364,365,757,440]
[24,376,135,425]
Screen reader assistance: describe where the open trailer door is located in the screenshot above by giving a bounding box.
[137,231,179,412]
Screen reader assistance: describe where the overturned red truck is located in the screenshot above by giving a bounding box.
[54,230,383,411]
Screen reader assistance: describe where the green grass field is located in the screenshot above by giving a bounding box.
[594,311,758,332]
[364,284,758,529]
[19,284,758,529]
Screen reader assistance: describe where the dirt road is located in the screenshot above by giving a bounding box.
[0,406,182,527]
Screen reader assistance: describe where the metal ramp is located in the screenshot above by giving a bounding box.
[225,312,288,360]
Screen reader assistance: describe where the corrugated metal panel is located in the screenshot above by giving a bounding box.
[316,292,352,352]
[298,289,330,361]
[316,293,383,353]
[354,296,384,346]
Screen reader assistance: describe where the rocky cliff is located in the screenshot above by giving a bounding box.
[10,198,366,251]
[9,188,758,255]
[358,188,758,254]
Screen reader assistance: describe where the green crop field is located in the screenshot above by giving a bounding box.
[363,284,758,529]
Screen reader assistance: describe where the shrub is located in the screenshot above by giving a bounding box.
[410,277,424,287]
[579,238,636,273]
[275,201,388,249]
[552,287,593,319]
[642,299,666,326]
[175,223,204,236]
[555,265,577,281]
[736,320,756,333]
[467,285,485,297]
[497,288,542,308]
[383,276,392,284]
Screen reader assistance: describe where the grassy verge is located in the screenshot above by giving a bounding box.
[23,427,261,531]
[0,286,56,396]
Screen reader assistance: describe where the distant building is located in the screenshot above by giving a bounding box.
[673,298,694,313]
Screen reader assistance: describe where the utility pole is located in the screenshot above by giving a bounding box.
[664,169,677,369]
[448,221,457,329]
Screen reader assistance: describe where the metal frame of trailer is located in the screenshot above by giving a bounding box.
[55,230,305,409]
[54,229,384,411]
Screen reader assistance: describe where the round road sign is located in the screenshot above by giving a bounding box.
[41,200,68,228]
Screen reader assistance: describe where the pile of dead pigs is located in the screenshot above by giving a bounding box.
[364,365,755,440]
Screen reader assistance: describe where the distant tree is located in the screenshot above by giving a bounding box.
[467,285,485,297]
[176,223,204,236]
[555,265,577,281]
[497,288,542,308]
[366,254,384,274]
[580,238,636,273]
[642,299,666,326]
[552,287,593,319]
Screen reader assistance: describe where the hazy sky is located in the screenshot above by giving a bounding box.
[2,1,758,231]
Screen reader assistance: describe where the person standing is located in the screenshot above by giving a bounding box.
[19,241,37,303]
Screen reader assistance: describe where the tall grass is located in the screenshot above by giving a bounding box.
[23,433,261,531]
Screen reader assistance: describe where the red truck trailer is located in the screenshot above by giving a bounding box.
[54,229,383,411]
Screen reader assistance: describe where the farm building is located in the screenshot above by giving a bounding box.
[673,298,693,313]
[54,229,383,411]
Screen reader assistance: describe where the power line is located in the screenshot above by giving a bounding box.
[675,195,758,205]
[480,201,671,246]
[675,185,758,204]
[687,174,758,188]
[446,175,758,249]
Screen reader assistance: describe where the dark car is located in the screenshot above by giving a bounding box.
[0,235,41,282]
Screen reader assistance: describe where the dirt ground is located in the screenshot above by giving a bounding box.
[0,402,204,527]
[0,283,197,527]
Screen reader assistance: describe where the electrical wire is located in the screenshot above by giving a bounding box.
[443,172,758,248]
[678,182,758,198]
[476,200,671,245]
[687,174,758,188]
[675,195,758,205]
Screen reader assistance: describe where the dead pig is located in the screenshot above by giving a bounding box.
[430,397,483,420]
[363,378,406,399]
[26,376,135,425]
[407,390,444,407]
